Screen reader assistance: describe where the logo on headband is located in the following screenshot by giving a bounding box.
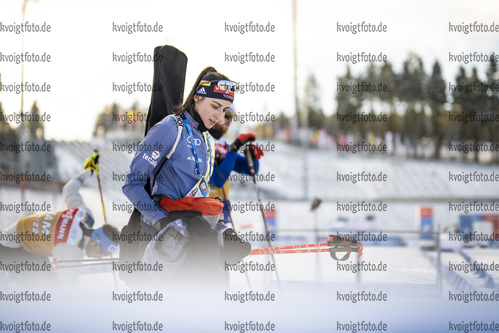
[195,79,238,103]
[214,84,234,97]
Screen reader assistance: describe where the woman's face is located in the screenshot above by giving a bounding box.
[194,96,232,129]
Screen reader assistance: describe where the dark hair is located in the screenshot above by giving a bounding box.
[174,66,230,116]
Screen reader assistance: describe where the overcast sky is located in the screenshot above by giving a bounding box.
[1,0,499,140]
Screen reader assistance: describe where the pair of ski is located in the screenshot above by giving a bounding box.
[249,235,363,261]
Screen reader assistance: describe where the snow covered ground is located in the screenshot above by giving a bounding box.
[1,139,498,332]
[3,139,498,230]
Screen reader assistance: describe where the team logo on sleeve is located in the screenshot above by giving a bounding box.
[143,153,158,167]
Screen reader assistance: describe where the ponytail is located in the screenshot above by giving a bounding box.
[174,66,230,116]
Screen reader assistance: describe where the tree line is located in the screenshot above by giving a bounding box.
[265,52,499,163]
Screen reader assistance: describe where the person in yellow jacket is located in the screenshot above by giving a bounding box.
[0,153,120,285]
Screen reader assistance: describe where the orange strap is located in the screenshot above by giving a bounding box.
[159,196,224,216]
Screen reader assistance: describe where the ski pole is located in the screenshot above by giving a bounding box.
[54,262,115,270]
[221,186,236,231]
[221,186,252,289]
[93,148,118,289]
[94,149,108,225]
[311,198,322,282]
[249,236,363,259]
[245,146,281,291]
[52,236,364,261]
[251,247,332,255]
[52,258,117,264]
[250,245,363,256]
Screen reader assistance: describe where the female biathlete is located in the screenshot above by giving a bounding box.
[122,67,250,286]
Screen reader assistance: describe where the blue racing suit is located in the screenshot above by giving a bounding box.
[123,112,215,227]
[209,135,259,223]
